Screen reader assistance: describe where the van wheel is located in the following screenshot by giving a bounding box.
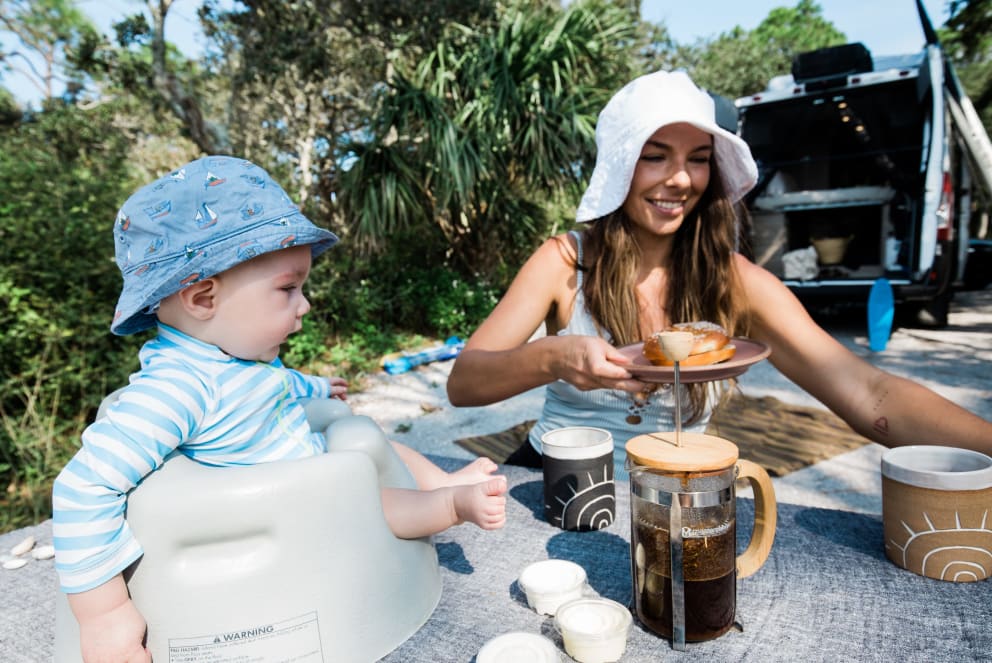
[911,293,951,328]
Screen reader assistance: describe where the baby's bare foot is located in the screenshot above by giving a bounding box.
[445,457,499,487]
[453,476,507,530]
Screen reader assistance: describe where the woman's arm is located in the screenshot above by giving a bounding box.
[737,255,992,455]
[447,236,646,406]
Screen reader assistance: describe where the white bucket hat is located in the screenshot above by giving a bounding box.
[575,70,758,223]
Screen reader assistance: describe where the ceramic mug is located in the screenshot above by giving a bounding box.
[540,427,616,531]
[881,445,992,582]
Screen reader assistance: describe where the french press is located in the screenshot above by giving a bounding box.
[626,431,776,648]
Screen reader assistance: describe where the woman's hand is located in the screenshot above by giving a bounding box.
[549,334,650,394]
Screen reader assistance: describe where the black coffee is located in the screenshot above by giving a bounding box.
[633,519,737,641]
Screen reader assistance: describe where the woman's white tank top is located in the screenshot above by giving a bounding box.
[527,232,715,476]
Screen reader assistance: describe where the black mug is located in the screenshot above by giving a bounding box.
[540,427,616,531]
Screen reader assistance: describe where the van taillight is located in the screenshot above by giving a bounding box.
[936,172,954,241]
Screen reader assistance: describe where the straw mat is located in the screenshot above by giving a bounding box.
[453,393,871,476]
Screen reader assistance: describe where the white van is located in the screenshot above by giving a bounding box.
[735,36,992,326]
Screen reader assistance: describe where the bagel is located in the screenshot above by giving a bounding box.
[643,321,736,366]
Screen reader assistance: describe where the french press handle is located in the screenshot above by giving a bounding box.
[735,459,777,578]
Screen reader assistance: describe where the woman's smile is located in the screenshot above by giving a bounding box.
[648,198,688,215]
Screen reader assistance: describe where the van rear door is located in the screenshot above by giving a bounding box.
[917,44,946,280]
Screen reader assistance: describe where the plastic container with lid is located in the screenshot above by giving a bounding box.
[554,597,632,663]
[477,632,561,663]
[518,559,588,616]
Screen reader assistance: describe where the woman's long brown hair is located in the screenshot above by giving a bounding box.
[578,157,751,423]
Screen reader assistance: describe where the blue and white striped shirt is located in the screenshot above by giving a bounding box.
[52,324,331,593]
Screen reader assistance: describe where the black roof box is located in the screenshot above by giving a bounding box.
[791,43,873,83]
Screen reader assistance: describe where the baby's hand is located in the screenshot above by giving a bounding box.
[78,598,151,662]
[453,476,508,530]
[329,376,348,400]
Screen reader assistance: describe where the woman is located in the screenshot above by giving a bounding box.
[446,70,992,467]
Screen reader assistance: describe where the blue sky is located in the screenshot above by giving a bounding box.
[2,0,948,105]
[646,0,947,56]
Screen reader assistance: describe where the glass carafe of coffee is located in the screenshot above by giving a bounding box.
[626,432,776,647]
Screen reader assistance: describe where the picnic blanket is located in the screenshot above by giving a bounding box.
[455,393,871,476]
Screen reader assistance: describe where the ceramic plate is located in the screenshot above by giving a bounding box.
[614,337,770,384]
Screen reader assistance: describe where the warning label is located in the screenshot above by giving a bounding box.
[168,611,323,662]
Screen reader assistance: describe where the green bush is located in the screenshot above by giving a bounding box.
[0,102,144,531]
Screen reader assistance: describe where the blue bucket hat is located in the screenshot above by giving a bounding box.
[111,156,339,335]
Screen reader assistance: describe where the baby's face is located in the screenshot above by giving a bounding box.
[211,245,313,362]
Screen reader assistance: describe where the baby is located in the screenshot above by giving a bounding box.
[52,156,507,662]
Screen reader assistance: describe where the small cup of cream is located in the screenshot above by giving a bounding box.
[554,597,632,663]
[476,632,561,663]
[518,559,588,616]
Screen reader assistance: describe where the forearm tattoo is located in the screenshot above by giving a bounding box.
[872,389,890,437]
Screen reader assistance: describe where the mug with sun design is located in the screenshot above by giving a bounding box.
[882,446,992,582]
[540,427,616,531]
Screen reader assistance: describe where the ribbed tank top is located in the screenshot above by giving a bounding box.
[527,231,715,477]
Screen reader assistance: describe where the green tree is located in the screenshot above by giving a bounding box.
[338,0,641,283]
[944,0,992,133]
[653,0,846,99]
[0,0,100,104]
[0,100,146,529]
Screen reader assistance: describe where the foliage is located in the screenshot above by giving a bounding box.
[657,0,846,99]
[947,0,992,57]
[944,0,992,135]
[0,100,146,527]
[0,0,101,103]
[339,0,640,283]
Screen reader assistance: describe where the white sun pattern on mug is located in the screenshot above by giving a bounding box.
[888,508,992,581]
[549,466,616,531]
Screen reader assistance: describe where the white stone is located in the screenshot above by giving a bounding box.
[10,535,35,556]
[32,544,55,560]
[3,558,28,570]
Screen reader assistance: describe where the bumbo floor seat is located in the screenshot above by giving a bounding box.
[54,395,442,662]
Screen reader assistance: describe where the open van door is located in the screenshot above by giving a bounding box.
[917,0,992,303]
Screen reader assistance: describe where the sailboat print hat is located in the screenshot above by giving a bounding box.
[111,155,339,336]
[575,70,758,222]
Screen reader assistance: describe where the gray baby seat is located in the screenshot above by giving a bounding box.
[54,393,441,662]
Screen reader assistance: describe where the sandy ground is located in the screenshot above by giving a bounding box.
[347,288,992,516]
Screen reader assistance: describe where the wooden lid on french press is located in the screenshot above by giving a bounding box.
[626,432,739,472]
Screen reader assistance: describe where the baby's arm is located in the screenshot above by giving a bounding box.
[282,364,348,400]
[67,575,151,662]
[380,476,507,538]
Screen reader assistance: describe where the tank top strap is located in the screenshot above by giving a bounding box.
[569,230,584,289]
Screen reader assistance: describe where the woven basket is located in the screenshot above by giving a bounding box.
[811,236,852,265]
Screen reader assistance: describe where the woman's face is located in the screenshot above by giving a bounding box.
[621,122,712,238]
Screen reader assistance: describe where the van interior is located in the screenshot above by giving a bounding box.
[739,71,926,280]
